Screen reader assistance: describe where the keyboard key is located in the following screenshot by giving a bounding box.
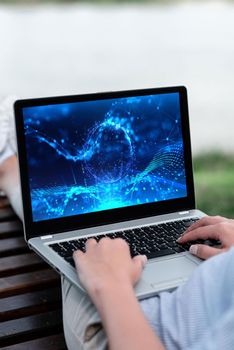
[174,246,186,253]
[147,249,175,259]
[64,256,75,267]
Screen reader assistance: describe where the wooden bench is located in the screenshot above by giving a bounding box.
[0,204,67,349]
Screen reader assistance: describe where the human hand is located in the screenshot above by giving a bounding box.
[177,215,234,259]
[73,237,147,303]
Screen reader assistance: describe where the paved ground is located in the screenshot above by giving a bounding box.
[0,1,234,154]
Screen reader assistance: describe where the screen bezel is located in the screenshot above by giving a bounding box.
[14,86,195,240]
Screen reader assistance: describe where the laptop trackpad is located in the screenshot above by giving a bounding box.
[143,255,198,288]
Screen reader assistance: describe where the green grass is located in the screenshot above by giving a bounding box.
[194,153,234,218]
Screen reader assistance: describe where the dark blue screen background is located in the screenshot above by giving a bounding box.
[23,92,187,222]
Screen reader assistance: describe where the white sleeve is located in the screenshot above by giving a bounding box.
[140,247,234,349]
[0,95,18,164]
[187,304,234,350]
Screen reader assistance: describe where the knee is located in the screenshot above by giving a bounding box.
[61,278,108,350]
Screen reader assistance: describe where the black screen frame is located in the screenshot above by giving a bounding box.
[14,86,195,240]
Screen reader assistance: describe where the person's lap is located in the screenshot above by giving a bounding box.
[62,247,234,349]
[62,276,108,350]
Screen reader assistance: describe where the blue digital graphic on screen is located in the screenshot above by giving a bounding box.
[23,93,187,222]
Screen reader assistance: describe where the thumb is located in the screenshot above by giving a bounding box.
[189,244,223,260]
[131,255,148,283]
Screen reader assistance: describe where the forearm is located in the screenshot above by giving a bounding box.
[92,282,165,350]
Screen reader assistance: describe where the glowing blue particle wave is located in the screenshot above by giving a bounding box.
[23,93,187,222]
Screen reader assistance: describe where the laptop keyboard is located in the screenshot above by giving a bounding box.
[49,218,220,267]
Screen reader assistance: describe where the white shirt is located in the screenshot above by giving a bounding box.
[140,247,234,349]
[0,96,17,164]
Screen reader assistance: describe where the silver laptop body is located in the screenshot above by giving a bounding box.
[14,86,204,299]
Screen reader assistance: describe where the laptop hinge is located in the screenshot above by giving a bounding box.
[178,211,190,215]
[41,235,53,240]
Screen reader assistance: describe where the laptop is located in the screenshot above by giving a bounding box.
[14,86,206,299]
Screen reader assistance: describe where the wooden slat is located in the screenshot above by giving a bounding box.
[0,310,64,347]
[0,196,9,207]
[0,207,67,349]
[1,333,67,350]
[0,252,47,277]
[0,206,15,222]
[0,287,62,322]
[0,220,22,238]
[0,269,60,298]
[0,236,28,257]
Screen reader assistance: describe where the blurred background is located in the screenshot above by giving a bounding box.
[1,0,234,216]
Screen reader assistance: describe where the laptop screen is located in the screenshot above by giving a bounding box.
[22,91,187,222]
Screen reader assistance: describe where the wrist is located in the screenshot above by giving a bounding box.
[89,278,135,311]
[88,280,165,350]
